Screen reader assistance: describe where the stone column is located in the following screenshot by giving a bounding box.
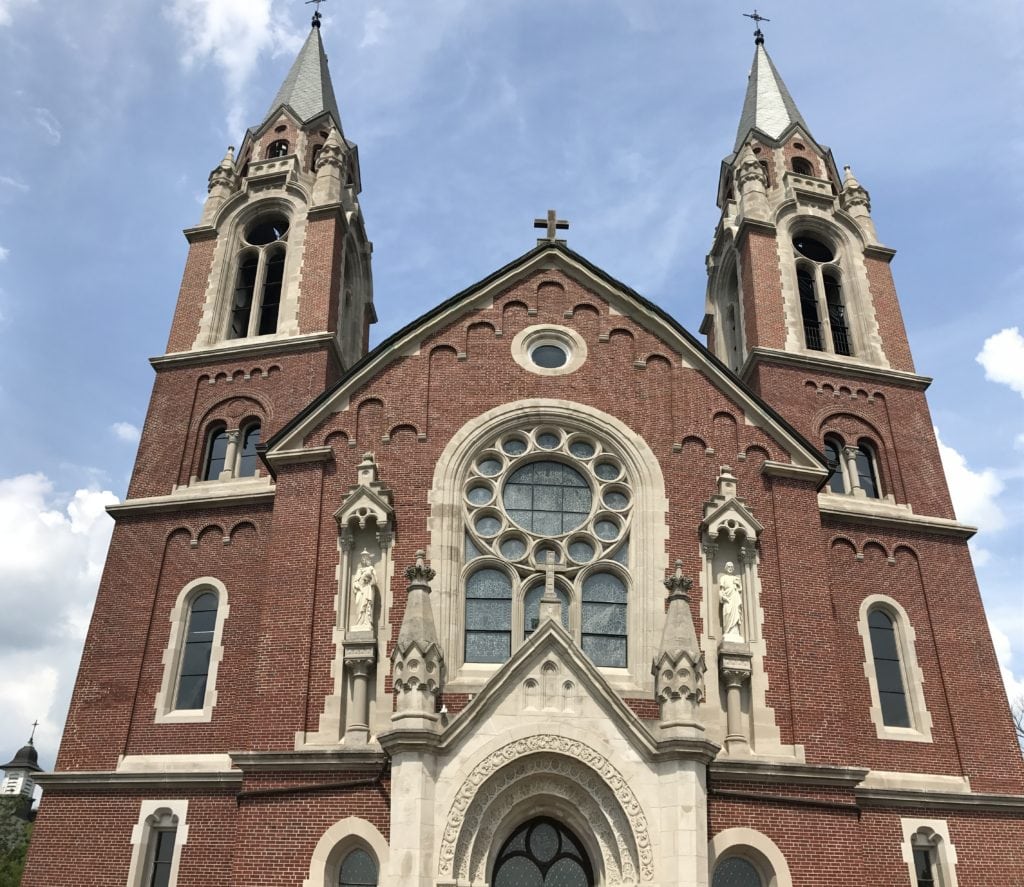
[842,445,863,497]
[218,430,240,481]
[343,647,375,744]
[719,645,752,754]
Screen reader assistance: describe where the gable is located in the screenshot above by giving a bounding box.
[266,243,826,481]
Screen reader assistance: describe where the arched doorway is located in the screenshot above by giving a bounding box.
[492,818,594,887]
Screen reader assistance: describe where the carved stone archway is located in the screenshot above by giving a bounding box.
[439,736,653,886]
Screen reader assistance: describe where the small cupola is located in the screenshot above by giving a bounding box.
[1,730,42,809]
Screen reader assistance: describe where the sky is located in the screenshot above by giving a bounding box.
[0,0,1021,771]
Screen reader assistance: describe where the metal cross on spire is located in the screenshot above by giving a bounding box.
[306,0,327,28]
[743,9,770,45]
[534,209,569,245]
[29,720,39,743]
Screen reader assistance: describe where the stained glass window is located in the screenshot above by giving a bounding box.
[147,829,176,887]
[523,585,570,636]
[582,573,627,667]
[238,423,261,478]
[711,856,763,887]
[465,569,512,663]
[503,461,592,535]
[493,819,592,887]
[823,439,845,494]
[339,849,378,887]
[855,444,881,499]
[203,427,229,480]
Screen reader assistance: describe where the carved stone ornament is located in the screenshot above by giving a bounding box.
[438,735,653,884]
[314,126,345,175]
[391,551,443,720]
[735,141,768,191]
[207,145,239,194]
[840,164,872,212]
[653,561,706,717]
[701,467,763,544]
[334,453,394,536]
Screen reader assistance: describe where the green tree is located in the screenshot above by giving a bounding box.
[0,797,32,887]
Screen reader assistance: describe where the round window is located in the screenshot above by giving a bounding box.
[531,343,569,369]
[793,235,833,263]
[503,461,592,535]
[246,216,289,246]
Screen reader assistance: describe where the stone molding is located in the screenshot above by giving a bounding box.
[107,481,274,518]
[438,735,653,884]
[125,799,190,887]
[708,827,793,887]
[819,494,976,539]
[710,758,868,788]
[151,330,343,370]
[34,771,240,790]
[740,346,933,391]
[229,749,387,773]
[899,818,959,887]
[302,816,390,887]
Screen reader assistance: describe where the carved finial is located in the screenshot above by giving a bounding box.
[743,9,770,45]
[306,0,326,28]
[663,559,694,600]
[405,550,437,585]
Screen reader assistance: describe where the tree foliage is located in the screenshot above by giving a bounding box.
[0,798,32,887]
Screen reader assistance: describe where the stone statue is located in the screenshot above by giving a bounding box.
[350,550,378,631]
[718,561,744,641]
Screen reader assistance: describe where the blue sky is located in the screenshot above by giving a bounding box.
[0,0,1021,769]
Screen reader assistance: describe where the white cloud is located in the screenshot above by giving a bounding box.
[111,421,141,443]
[0,245,8,262]
[935,428,1006,532]
[990,622,1024,704]
[1016,432,1024,452]
[0,175,29,193]
[0,474,118,767]
[977,327,1024,398]
[165,0,303,134]
[360,7,391,48]
[0,0,34,27]
[32,107,62,146]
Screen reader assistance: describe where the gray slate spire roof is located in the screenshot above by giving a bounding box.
[264,26,342,129]
[734,43,808,151]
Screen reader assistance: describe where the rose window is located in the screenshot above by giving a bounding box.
[463,426,631,668]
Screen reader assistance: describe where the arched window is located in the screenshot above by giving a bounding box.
[712,856,764,887]
[823,437,846,495]
[227,215,289,340]
[791,156,813,176]
[913,834,938,886]
[237,423,261,478]
[492,818,593,887]
[267,139,289,159]
[465,568,512,663]
[792,234,854,356]
[855,440,881,499]
[338,848,378,887]
[868,608,910,728]
[824,273,851,355]
[900,823,958,887]
[203,426,229,481]
[797,268,822,350]
[174,591,219,710]
[460,426,634,669]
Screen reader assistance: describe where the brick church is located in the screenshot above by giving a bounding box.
[23,13,1024,887]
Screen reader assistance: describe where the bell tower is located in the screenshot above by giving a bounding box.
[702,25,955,521]
[129,13,374,501]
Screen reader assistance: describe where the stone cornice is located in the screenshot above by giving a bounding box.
[231,748,387,773]
[266,446,334,468]
[761,460,828,484]
[863,244,898,262]
[182,224,218,244]
[34,770,242,790]
[107,484,275,518]
[735,216,777,241]
[855,787,1024,812]
[741,347,932,391]
[150,331,344,371]
[818,494,976,540]
[711,758,869,788]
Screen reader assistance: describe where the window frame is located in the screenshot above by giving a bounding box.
[225,215,290,341]
[899,820,959,887]
[201,423,230,481]
[707,828,792,887]
[236,420,263,479]
[790,230,857,358]
[125,801,189,887]
[154,578,230,724]
[302,817,390,887]
[857,595,933,742]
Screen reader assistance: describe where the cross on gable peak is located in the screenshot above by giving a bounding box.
[534,209,569,245]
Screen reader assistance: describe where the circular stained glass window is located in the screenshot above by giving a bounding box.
[503,461,592,535]
[245,216,289,246]
[531,344,568,369]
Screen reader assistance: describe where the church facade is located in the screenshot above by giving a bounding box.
[23,18,1024,887]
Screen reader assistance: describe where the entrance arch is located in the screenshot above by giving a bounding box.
[493,818,594,887]
[439,736,652,886]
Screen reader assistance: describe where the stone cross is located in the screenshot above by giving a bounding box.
[534,209,569,244]
[539,550,564,624]
[743,9,770,44]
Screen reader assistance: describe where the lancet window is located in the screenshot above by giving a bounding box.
[462,425,632,668]
[227,215,288,340]
[793,233,852,356]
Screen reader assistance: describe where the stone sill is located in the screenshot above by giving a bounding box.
[108,478,275,518]
[818,493,975,539]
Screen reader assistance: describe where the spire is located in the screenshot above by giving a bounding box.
[263,25,342,130]
[734,42,809,152]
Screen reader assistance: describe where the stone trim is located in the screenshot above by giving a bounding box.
[427,399,669,693]
[858,788,1024,812]
[856,595,933,743]
[819,495,976,539]
[761,460,828,483]
[264,445,334,468]
[899,818,959,887]
[302,816,390,887]
[108,479,274,518]
[116,754,235,774]
[230,749,387,773]
[708,827,792,887]
[740,346,933,391]
[154,577,230,725]
[34,771,241,790]
[124,799,190,887]
[710,759,868,788]
[510,323,588,376]
[151,330,343,370]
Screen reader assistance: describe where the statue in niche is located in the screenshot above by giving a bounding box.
[350,550,379,631]
[718,561,744,642]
